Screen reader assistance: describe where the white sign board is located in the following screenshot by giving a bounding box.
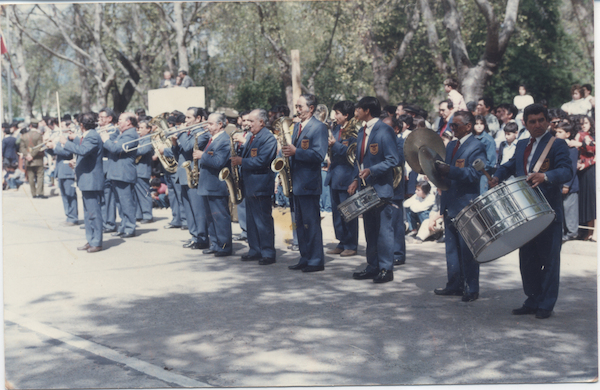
[148,87,206,117]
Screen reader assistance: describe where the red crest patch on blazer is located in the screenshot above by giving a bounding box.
[455,159,465,168]
[370,144,379,155]
[539,158,550,173]
[301,139,310,150]
[251,148,258,157]
[342,140,349,146]
[208,151,214,156]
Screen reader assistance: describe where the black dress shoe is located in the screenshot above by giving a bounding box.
[512,305,537,315]
[241,253,262,261]
[288,262,307,270]
[302,265,324,273]
[434,288,463,296]
[393,258,405,266]
[112,232,124,237]
[203,248,217,255]
[535,309,552,319]
[193,242,209,250]
[214,251,232,257]
[38,195,48,199]
[103,228,116,233]
[140,219,153,224]
[373,269,393,283]
[164,224,181,229]
[183,241,197,248]
[461,292,479,302]
[259,258,276,265]
[120,233,135,238]
[180,225,189,230]
[352,269,378,280]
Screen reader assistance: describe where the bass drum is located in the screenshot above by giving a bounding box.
[454,176,556,263]
[337,186,382,223]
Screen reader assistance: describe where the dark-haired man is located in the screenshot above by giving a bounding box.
[348,97,399,283]
[134,120,155,224]
[325,100,359,257]
[490,104,572,319]
[98,108,118,233]
[56,112,104,253]
[283,94,328,273]
[476,97,500,137]
[433,110,486,301]
[47,127,79,226]
[101,112,139,238]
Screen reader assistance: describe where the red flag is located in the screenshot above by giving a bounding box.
[0,35,7,55]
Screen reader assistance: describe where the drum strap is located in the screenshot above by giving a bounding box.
[532,136,556,173]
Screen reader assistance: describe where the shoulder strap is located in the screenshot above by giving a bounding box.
[532,136,556,173]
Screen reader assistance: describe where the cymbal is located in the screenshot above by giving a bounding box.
[419,146,449,191]
[404,128,446,174]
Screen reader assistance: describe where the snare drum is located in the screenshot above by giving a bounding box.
[454,176,555,263]
[337,186,383,222]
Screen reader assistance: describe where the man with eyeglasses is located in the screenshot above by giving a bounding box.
[433,110,486,302]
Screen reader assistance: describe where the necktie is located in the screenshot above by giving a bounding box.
[248,135,255,146]
[451,140,460,161]
[523,137,535,175]
[359,126,367,164]
[338,125,343,141]
[295,123,303,144]
[206,137,212,150]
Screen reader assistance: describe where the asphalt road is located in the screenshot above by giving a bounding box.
[2,185,598,389]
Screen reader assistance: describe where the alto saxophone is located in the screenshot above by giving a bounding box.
[218,129,244,205]
[181,129,208,189]
[271,117,294,197]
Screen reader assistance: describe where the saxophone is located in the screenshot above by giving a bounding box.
[218,129,244,204]
[181,129,208,189]
[271,117,294,197]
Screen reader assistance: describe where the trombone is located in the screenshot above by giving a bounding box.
[97,124,118,135]
[121,121,209,152]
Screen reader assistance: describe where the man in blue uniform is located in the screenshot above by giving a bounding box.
[57,112,104,253]
[48,132,79,226]
[433,111,486,302]
[325,101,359,257]
[98,108,118,233]
[134,120,155,224]
[101,112,139,238]
[347,97,399,283]
[283,94,328,273]
[193,113,233,257]
[491,104,573,318]
[231,109,278,265]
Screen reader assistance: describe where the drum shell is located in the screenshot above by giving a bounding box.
[337,186,382,222]
[454,176,556,263]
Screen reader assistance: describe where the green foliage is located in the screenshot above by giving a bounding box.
[235,77,286,111]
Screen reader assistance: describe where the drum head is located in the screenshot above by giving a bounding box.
[475,213,555,263]
[419,146,449,190]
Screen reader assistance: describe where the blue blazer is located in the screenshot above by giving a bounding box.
[353,120,399,199]
[565,147,579,193]
[103,127,139,183]
[392,135,405,201]
[135,141,154,179]
[290,116,328,196]
[197,132,230,197]
[439,135,486,218]
[325,123,357,191]
[241,127,277,197]
[495,132,572,221]
[49,143,75,179]
[63,130,104,192]
[102,129,118,175]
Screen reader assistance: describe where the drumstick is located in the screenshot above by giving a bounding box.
[473,159,492,181]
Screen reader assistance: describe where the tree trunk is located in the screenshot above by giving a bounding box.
[419,0,448,76]
[173,2,189,72]
[8,6,33,119]
[570,0,594,67]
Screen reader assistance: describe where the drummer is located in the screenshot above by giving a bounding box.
[490,103,572,319]
[432,110,486,302]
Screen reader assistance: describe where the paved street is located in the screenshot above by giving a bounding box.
[2,185,598,388]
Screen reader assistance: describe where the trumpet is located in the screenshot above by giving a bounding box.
[121,121,208,152]
[97,124,118,135]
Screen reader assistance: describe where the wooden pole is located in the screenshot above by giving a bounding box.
[291,49,301,116]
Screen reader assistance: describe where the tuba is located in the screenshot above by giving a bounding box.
[271,117,294,197]
[148,113,178,174]
[181,129,209,189]
[218,129,244,205]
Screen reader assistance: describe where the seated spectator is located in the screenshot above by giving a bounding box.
[159,71,176,88]
[177,69,195,88]
[4,161,25,190]
[412,189,444,243]
[444,78,467,111]
[404,180,435,236]
[150,178,169,208]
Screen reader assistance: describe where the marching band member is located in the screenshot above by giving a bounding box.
[179,107,211,249]
[47,129,79,226]
[59,112,104,253]
[193,113,233,257]
[231,109,278,265]
[101,112,139,238]
[283,94,328,273]
[157,116,186,230]
[325,101,359,257]
[134,120,155,224]
[490,104,572,318]
[232,111,251,243]
[433,110,486,301]
[348,97,399,283]
[98,108,118,233]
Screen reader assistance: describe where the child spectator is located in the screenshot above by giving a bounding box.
[412,189,444,244]
[473,115,498,193]
[150,178,169,208]
[404,181,435,236]
[497,122,519,165]
[554,120,579,242]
